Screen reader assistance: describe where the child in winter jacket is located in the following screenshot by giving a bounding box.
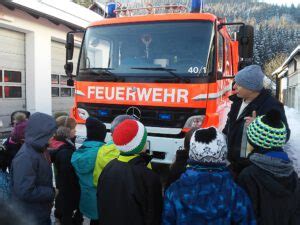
[71,117,107,225]
[162,127,256,225]
[0,143,10,202]
[4,112,28,170]
[97,119,162,225]
[92,114,136,186]
[238,109,300,225]
[50,116,82,225]
[11,112,56,225]
[165,128,198,189]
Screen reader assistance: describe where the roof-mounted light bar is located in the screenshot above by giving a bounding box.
[113,3,188,17]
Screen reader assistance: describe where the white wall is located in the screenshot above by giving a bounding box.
[287,55,300,112]
[0,4,75,115]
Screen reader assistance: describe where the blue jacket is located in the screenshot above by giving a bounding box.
[0,170,11,201]
[162,167,256,225]
[11,113,56,225]
[71,140,104,220]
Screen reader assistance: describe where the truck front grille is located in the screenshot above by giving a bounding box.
[77,103,205,129]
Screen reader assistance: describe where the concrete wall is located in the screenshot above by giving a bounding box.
[287,54,300,111]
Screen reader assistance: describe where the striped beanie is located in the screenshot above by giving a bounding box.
[247,109,287,150]
[112,119,147,155]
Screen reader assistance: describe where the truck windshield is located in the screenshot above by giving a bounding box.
[78,21,214,79]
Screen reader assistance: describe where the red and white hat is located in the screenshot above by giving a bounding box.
[112,119,147,155]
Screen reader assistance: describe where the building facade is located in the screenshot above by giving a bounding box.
[273,46,300,112]
[0,0,102,129]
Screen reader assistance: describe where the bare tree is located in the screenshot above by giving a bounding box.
[263,53,287,79]
[73,0,94,8]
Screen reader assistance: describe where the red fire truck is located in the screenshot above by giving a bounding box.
[65,1,253,163]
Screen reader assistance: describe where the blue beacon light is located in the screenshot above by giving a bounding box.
[107,1,116,18]
[191,0,203,13]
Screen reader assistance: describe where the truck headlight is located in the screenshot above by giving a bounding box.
[183,115,205,129]
[77,108,89,120]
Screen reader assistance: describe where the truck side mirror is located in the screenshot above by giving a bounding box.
[237,25,254,59]
[64,62,73,75]
[64,62,74,86]
[65,32,74,86]
[66,33,74,60]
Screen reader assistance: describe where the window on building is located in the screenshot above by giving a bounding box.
[4,71,21,83]
[51,74,59,84]
[218,33,224,72]
[294,59,298,72]
[292,87,296,108]
[51,74,74,98]
[61,88,72,97]
[60,76,68,85]
[0,70,2,82]
[4,86,22,98]
[0,86,2,98]
[52,87,59,97]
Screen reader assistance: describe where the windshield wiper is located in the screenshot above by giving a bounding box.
[131,67,190,83]
[79,68,123,81]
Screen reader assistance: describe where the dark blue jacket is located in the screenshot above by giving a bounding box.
[162,167,256,225]
[11,113,56,225]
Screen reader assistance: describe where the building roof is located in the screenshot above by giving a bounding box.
[281,45,300,67]
[2,0,103,29]
[272,45,300,78]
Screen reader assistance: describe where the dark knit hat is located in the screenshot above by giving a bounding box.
[86,117,107,142]
[247,109,287,150]
[111,114,136,133]
[235,65,265,91]
[189,127,227,165]
[112,119,147,155]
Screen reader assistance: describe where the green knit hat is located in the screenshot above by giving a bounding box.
[247,109,287,150]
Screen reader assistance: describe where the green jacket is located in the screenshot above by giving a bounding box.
[93,141,120,186]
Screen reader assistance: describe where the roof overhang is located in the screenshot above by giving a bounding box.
[272,45,300,78]
[2,0,103,30]
[281,45,300,68]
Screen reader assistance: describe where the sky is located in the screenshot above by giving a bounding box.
[260,0,300,6]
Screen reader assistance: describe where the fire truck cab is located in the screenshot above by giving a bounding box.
[65,1,254,164]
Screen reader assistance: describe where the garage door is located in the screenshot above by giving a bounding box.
[0,28,26,129]
[51,41,80,115]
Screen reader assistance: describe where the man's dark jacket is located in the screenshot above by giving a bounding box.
[223,89,290,174]
[238,153,300,225]
[97,155,162,225]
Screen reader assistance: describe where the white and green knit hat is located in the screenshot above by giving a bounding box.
[112,119,147,155]
[247,109,287,150]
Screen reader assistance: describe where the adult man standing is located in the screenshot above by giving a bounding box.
[223,65,290,175]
